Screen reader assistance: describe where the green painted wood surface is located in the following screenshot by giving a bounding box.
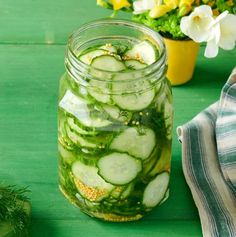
[0,0,128,44]
[0,1,236,236]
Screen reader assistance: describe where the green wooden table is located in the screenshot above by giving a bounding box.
[0,1,235,236]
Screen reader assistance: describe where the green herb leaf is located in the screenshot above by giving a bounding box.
[115,43,131,57]
[0,185,31,235]
[132,11,187,40]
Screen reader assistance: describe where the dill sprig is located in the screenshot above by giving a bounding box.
[115,43,130,57]
[0,185,31,235]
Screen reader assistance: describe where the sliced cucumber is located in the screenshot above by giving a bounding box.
[79,49,107,65]
[100,44,117,53]
[102,104,121,121]
[108,183,133,201]
[72,161,113,189]
[74,177,110,202]
[58,118,74,150]
[84,198,101,210]
[120,183,134,200]
[97,152,142,185]
[110,127,156,160]
[159,189,169,205]
[124,59,147,70]
[67,117,97,136]
[164,102,173,140]
[148,145,171,177]
[112,80,155,111]
[65,121,114,152]
[102,104,132,123]
[58,142,76,165]
[124,40,158,65]
[91,55,126,72]
[142,172,170,207]
[65,124,97,148]
[59,90,112,128]
[88,79,111,103]
[142,146,161,176]
[72,161,114,201]
[110,186,125,199]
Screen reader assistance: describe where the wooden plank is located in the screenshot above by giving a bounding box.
[0,0,128,44]
[30,219,202,237]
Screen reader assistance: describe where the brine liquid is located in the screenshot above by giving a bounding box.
[58,42,172,222]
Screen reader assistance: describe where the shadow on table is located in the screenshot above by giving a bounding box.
[190,66,230,87]
[30,215,57,237]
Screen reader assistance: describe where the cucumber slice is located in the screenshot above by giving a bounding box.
[102,104,121,121]
[72,161,113,189]
[110,127,156,160]
[91,55,126,72]
[100,44,117,53]
[65,122,114,152]
[159,189,169,205]
[109,183,134,200]
[58,142,76,165]
[65,124,97,148]
[67,117,97,136]
[120,183,134,200]
[72,161,114,201]
[84,198,100,211]
[142,146,161,176]
[164,102,173,140]
[88,79,111,103]
[58,118,74,150]
[124,59,147,70]
[110,186,125,199]
[149,145,171,177]
[97,152,142,185]
[124,40,158,65]
[112,80,155,111]
[102,104,132,123]
[142,172,170,207]
[79,49,107,65]
[59,90,112,128]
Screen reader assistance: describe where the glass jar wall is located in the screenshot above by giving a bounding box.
[58,19,173,222]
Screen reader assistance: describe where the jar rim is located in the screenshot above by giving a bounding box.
[65,18,167,83]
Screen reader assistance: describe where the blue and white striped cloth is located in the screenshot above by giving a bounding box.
[177,68,236,237]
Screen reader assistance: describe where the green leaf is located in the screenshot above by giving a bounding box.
[132,11,187,40]
[0,185,31,236]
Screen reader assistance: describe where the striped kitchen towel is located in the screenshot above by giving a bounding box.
[216,69,236,195]
[177,68,236,237]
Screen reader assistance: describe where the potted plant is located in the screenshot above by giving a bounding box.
[97,0,236,85]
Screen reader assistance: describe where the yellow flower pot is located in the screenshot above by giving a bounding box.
[163,38,200,86]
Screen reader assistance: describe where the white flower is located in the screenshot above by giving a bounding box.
[205,12,236,58]
[180,5,214,43]
[204,11,227,57]
[219,14,236,50]
[180,5,236,58]
[133,0,157,15]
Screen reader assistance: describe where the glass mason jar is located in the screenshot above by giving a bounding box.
[58,19,173,222]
